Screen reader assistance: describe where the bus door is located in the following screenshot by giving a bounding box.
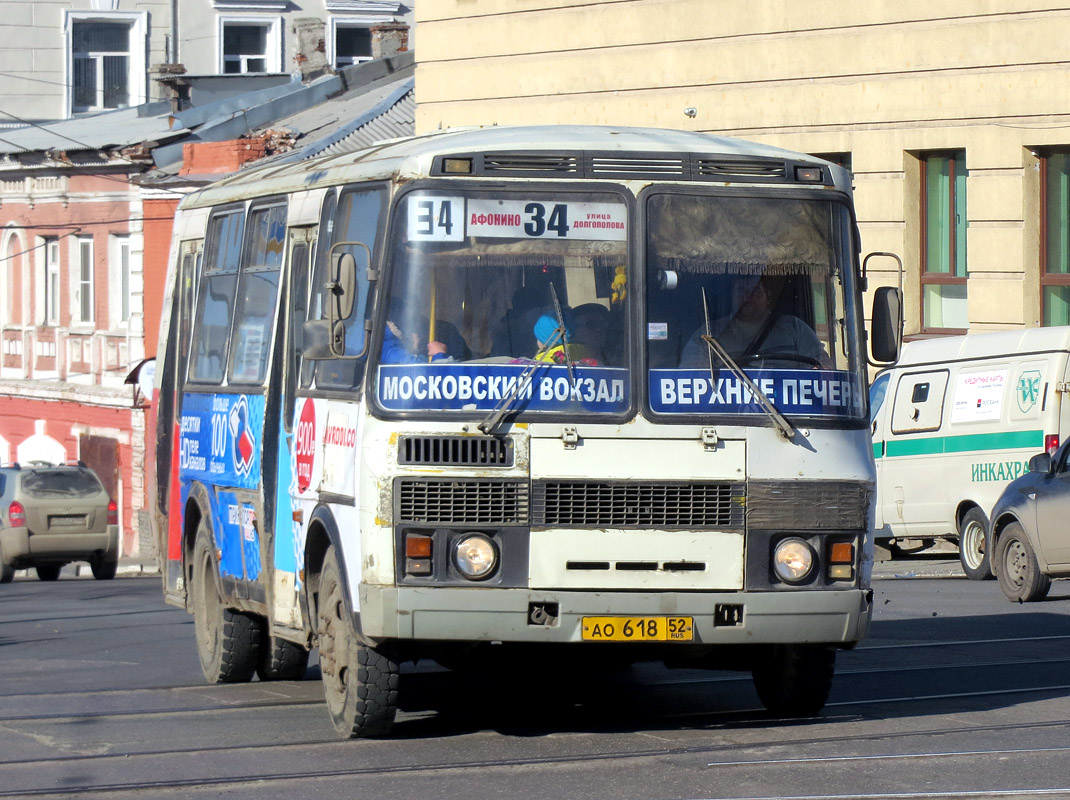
[180,202,286,600]
[271,226,315,629]
[160,239,201,600]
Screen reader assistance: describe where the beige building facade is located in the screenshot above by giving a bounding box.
[414,1,1070,336]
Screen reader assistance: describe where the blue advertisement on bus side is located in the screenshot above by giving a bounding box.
[650,369,862,417]
[178,393,264,488]
[377,363,629,413]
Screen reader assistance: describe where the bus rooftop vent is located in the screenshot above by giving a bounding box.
[398,435,514,467]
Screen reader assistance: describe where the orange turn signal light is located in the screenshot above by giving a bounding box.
[406,534,433,558]
[829,542,854,564]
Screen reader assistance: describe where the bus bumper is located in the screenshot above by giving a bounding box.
[357,586,873,646]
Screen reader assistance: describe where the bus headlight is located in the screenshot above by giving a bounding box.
[773,538,815,583]
[452,533,497,580]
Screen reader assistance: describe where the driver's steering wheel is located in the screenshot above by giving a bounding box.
[739,352,825,369]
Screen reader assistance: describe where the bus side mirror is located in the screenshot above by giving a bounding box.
[301,319,333,360]
[1029,452,1052,474]
[325,253,359,358]
[869,286,902,366]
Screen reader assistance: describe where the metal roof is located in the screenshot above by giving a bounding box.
[0,103,189,156]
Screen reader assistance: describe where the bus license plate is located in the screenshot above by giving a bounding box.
[581,616,693,642]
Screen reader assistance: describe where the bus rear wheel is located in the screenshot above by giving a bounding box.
[751,644,836,717]
[192,528,259,683]
[316,545,398,738]
[257,629,310,681]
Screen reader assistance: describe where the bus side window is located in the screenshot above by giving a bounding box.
[227,203,286,386]
[308,186,385,390]
[188,209,244,384]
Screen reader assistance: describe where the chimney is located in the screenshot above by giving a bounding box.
[371,22,409,60]
[292,18,329,83]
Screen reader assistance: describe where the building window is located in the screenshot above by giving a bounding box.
[220,17,282,74]
[334,25,373,68]
[64,11,147,118]
[921,151,968,331]
[72,21,131,111]
[75,237,94,325]
[116,237,132,323]
[45,239,61,326]
[1042,152,1070,326]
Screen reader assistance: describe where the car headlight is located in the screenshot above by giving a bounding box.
[773,538,815,583]
[452,533,497,580]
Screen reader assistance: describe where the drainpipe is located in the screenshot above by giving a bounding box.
[170,0,179,63]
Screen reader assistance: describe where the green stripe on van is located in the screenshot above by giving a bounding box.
[882,429,1044,459]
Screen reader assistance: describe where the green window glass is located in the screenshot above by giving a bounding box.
[922,151,968,330]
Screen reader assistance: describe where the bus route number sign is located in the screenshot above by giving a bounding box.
[406,196,627,242]
[581,616,694,642]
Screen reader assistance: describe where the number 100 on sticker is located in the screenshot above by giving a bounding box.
[407,197,627,242]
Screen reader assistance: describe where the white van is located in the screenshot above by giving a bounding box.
[870,327,1070,579]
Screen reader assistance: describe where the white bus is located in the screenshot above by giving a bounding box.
[150,125,902,737]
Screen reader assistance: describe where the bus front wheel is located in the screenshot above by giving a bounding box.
[751,644,835,717]
[192,528,259,683]
[316,545,398,738]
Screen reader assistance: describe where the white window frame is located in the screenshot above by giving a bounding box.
[109,235,135,327]
[72,236,95,327]
[218,15,283,74]
[327,16,382,69]
[45,238,61,326]
[63,10,148,119]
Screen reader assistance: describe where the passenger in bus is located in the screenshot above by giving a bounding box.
[489,283,552,357]
[532,314,600,365]
[381,320,450,364]
[569,303,610,364]
[679,275,830,369]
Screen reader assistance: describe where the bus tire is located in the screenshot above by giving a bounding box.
[257,630,310,681]
[995,523,1051,603]
[751,644,835,717]
[316,545,398,738]
[958,507,993,581]
[192,529,259,683]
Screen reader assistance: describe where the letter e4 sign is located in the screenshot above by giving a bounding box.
[1017,370,1042,413]
[295,399,316,493]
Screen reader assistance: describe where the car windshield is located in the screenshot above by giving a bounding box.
[22,470,104,498]
[373,188,630,419]
[644,192,866,421]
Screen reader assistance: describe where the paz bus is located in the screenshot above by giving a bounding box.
[151,125,902,737]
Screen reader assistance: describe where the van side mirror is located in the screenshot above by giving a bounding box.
[1029,452,1052,474]
[869,285,903,366]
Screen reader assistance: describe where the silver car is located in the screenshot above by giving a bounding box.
[989,442,1070,602]
[0,462,120,582]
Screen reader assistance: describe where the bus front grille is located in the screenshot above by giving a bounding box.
[397,435,513,467]
[396,478,529,525]
[531,481,745,529]
[746,480,871,530]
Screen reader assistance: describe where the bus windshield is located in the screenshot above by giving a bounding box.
[373,188,630,418]
[644,192,866,422]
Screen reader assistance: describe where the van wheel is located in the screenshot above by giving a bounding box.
[996,523,1051,603]
[0,545,14,584]
[36,565,62,581]
[192,528,259,683]
[958,508,993,580]
[316,545,398,738]
[91,556,118,581]
[751,644,836,717]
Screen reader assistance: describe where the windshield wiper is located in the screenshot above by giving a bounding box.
[478,282,574,436]
[699,288,797,441]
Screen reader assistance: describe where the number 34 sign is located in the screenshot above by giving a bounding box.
[407,196,627,242]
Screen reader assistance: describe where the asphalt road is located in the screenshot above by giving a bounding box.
[1,572,1069,799]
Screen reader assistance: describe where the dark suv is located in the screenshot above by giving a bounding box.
[0,462,119,582]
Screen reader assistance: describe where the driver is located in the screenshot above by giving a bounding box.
[679,275,830,369]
